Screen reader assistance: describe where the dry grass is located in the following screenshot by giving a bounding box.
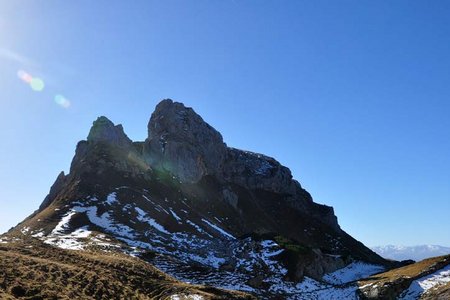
[359,255,450,286]
[357,255,450,300]
[0,237,254,300]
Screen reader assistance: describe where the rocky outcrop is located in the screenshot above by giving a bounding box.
[51,99,346,234]
[38,171,67,211]
[144,100,309,195]
[69,117,149,178]
[140,100,340,230]
[144,99,227,183]
[222,148,298,194]
[87,116,132,148]
[294,248,349,280]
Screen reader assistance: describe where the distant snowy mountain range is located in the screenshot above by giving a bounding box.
[371,245,450,261]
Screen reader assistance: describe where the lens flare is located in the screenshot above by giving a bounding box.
[17,70,32,83]
[17,69,45,91]
[54,94,71,108]
[17,70,72,109]
[30,78,45,91]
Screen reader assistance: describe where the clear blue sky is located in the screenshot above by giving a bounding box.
[0,1,449,247]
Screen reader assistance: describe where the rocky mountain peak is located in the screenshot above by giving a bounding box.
[144,99,227,183]
[87,116,132,147]
[147,99,223,142]
[7,98,390,299]
[64,100,340,231]
[143,100,303,196]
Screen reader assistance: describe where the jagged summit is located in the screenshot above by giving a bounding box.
[7,98,390,299]
[142,100,308,200]
[147,99,224,143]
[87,116,132,147]
[145,99,227,183]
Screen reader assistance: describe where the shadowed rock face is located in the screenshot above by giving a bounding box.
[222,148,298,195]
[39,171,67,211]
[145,100,305,194]
[39,99,361,239]
[142,100,339,230]
[144,99,227,183]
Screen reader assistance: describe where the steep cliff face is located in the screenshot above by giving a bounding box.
[9,99,388,298]
[144,100,302,194]
[144,99,227,184]
[143,100,339,231]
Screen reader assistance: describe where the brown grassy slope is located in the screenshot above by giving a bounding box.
[0,237,254,300]
[358,255,450,300]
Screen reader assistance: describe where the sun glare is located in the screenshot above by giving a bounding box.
[17,69,71,108]
[30,78,45,91]
[17,69,45,91]
[54,94,71,108]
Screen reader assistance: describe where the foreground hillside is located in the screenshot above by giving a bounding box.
[1,233,390,300]
[0,235,253,300]
[358,255,450,299]
[4,232,449,299]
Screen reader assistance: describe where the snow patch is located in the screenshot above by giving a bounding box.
[169,294,204,300]
[44,226,91,250]
[186,220,212,238]
[51,211,77,234]
[20,227,30,234]
[73,206,135,239]
[323,262,385,284]
[106,192,118,205]
[260,240,287,275]
[398,264,450,299]
[135,207,170,234]
[170,209,182,223]
[201,219,235,240]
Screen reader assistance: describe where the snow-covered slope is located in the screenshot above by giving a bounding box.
[372,245,450,261]
[19,188,386,299]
